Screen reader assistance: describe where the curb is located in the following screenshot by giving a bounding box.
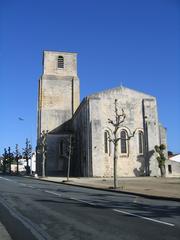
[24,176,180,202]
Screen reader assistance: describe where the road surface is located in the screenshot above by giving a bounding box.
[0,176,180,240]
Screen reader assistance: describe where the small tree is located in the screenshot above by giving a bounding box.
[14,144,21,175]
[108,99,137,188]
[41,130,48,178]
[23,138,32,175]
[154,144,166,177]
[0,156,3,172]
[63,135,73,181]
[7,147,14,174]
[2,148,8,173]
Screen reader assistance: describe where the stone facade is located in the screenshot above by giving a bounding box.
[37,51,167,177]
[71,88,162,177]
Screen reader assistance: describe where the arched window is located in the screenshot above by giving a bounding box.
[138,131,144,154]
[104,131,108,153]
[104,131,111,155]
[57,56,64,68]
[120,130,128,154]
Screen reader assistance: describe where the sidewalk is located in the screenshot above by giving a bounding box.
[34,176,180,201]
[0,222,12,240]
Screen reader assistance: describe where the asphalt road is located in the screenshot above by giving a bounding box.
[0,176,180,240]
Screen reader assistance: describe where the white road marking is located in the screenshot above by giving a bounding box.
[0,177,36,189]
[28,185,35,188]
[133,197,138,203]
[113,209,175,227]
[44,190,96,206]
[44,190,62,197]
[0,177,17,183]
[19,183,27,186]
[0,198,51,240]
[44,189,175,227]
[70,197,96,206]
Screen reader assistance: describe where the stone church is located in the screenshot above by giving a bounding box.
[36,51,167,177]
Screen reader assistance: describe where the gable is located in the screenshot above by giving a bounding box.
[88,86,155,101]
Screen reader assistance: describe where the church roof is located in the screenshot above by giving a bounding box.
[87,86,155,99]
[72,86,156,120]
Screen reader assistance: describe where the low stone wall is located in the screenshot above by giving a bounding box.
[166,160,180,177]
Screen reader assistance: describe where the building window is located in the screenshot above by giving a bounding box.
[57,56,64,68]
[104,131,111,155]
[59,141,64,155]
[120,130,128,154]
[138,131,144,154]
[104,131,108,153]
[168,165,172,174]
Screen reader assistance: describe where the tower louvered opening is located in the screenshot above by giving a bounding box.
[57,56,64,68]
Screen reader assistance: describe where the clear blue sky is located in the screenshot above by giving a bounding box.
[0,0,179,154]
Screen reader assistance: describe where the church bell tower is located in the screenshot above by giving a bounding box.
[37,51,80,139]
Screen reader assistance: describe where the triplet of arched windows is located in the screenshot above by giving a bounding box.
[104,129,144,155]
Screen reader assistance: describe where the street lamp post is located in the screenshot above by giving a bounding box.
[18,117,33,175]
